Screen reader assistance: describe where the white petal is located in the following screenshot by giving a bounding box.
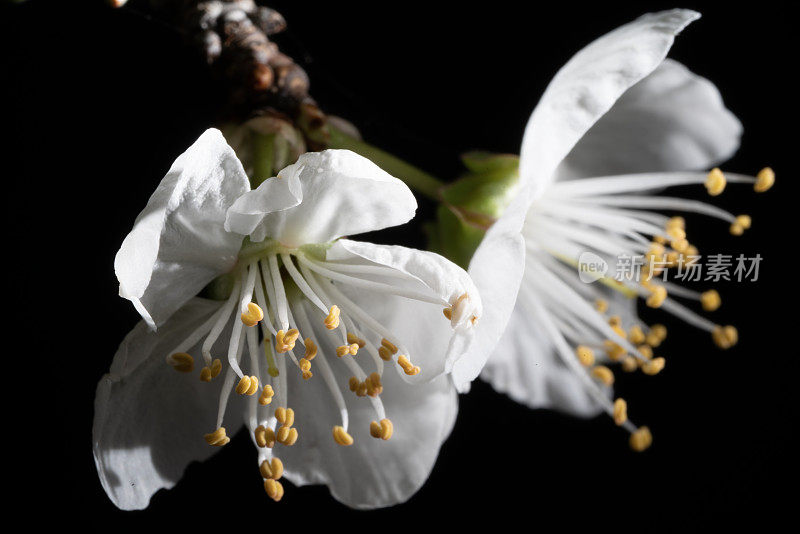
[114,129,250,329]
[480,288,605,417]
[235,150,417,247]
[326,239,482,381]
[278,341,458,509]
[224,172,302,242]
[93,298,241,510]
[452,191,529,390]
[557,60,742,178]
[520,9,700,198]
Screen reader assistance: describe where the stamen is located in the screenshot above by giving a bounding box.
[304,338,317,360]
[241,302,264,327]
[236,375,259,396]
[705,168,727,196]
[332,426,354,446]
[260,457,284,480]
[642,357,666,376]
[264,479,284,502]
[259,384,275,406]
[712,325,738,349]
[166,352,193,373]
[324,305,340,330]
[369,419,394,440]
[254,425,276,448]
[729,214,752,236]
[575,345,595,366]
[397,355,421,376]
[754,167,775,192]
[629,426,653,452]
[645,286,667,308]
[591,365,614,386]
[701,290,721,312]
[199,359,222,382]
[613,399,627,426]
[204,427,229,447]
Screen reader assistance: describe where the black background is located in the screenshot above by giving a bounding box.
[4,0,797,530]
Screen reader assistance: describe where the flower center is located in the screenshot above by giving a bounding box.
[519,167,774,450]
[164,246,474,500]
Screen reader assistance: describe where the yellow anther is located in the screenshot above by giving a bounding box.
[275,329,299,353]
[365,372,383,396]
[608,315,622,328]
[299,358,311,372]
[255,425,269,448]
[240,302,264,327]
[604,341,626,362]
[200,358,223,382]
[671,238,690,254]
[637,345,654,360]
[712,325,738,349]
[259,384,275,406]
[629,326,645,345]
[302,370,313,380]
[575,345,595,367]
[397,355,421,376]
[204,427,229,447]
[646,286,667,308]
[754,167,775,192]
[381,338,399,354]
[324,305,341,330]
[336,345,351,357]
[304,338,317,360]
[168,352,194,373]
[622,356,638,373]
[629,426,653,452]
[611,324,627,340]
[356,382,368,397]
[236,375,259,395]
[369,418,394,440]
[276,425,298,446]
[685,245,699,257]
[284,329,300,344]
[613,398,628,426]
[666,226,686,240]
[653,234,667,245]
[666,216,685,230]
[642,357,666,376]
[594,299,608,313]
[347,333,366,348]
[275,407,294,427]
[591,365,615,386]
[443,308,452,320]
[264,479,284,502]
[701,289,721,312]
[705,167,727,196]
[260,457,284,480]
[348,376,359,392]
[648,242,666,257]
[730,214,752,236]
[651,324,667,341]
[332,426,354,446]
[378,346,393,361]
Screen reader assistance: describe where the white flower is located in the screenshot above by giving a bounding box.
[94,129,481,510]
[467,9,773,450]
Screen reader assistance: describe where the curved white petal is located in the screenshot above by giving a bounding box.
[114,129,250,329]
[453,190,528,391]
[93,298,241,510]
[224,173,303,242]
[234,150,417,246]
[520,9,700,199]
[480,287,606,417]
[277,325,458,509]
[557,60,742,178]
[325,239,481,382]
